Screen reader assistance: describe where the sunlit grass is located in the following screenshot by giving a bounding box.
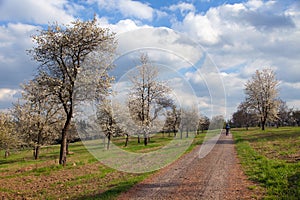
[233,127,300,199]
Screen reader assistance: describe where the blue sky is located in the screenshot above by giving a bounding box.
[0,0,300,118]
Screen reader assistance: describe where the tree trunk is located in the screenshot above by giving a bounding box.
[34,130,42,160]
[261,120,266,131]
[107,133,111,150]
[138,135,140,143]
[4,149,10,158]
[59,109,72,166]
[66,142,69,155]
[34,146,40,160]
[59,131,67,166]
[144,131,148,146]
[124,134,129,147]
[186,130,189,138]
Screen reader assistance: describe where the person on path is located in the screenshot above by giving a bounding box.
[225,123,230,136]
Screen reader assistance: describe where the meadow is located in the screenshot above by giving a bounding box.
[232,127,300,199]
[0,132,205,199]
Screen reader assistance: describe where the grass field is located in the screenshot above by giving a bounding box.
[0,132,205,199]
[232,127,300,199]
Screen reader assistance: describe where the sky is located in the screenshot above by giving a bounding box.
[0,0,300,119]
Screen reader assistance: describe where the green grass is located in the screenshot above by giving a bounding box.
[232,127,300,199]
[0,131,206,199]
[112,133,175,153]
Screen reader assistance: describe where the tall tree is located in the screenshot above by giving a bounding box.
[13,80,63,159]
[29,18,116,165]
[244,68,280,130]
[128,54,172,146]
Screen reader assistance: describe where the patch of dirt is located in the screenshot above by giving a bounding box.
[118,133,263,200]
[0,161,129,200]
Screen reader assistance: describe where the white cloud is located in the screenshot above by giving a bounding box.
[0,88,21,104]
[92,0,154,21]
[172,12,220,45]
[0,23,38,89]
[0,0,75,24]
[170,1,300,112]
[119,0,153,20]
[115,27,204,65]
[110,27,226,117]
[245,0,264,11]
[169,2,195,15]
[104,19,151,34]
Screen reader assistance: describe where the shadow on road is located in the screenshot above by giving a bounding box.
[216,137,235,145]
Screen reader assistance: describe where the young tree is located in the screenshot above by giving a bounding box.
[276,99,293,127]
[162,105,180,137]
[128,54,172,146]
[209,115,225,130]
[13,80,63,159]
[96,99,122,149]
[114,103,139,147]
[29,18,116,165]
[0,112,19,158]
[244,68,280,130]
[179,107,199,138]
[198,115,210,133]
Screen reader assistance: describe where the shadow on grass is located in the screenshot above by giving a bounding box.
[234,128,300,144]
[74,180,137,200]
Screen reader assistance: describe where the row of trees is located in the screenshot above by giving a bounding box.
[0,18,216,165]
[85,54,215,149]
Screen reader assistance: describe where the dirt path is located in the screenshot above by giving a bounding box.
[118,133,261,200]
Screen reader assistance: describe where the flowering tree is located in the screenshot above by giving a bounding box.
[0,112,19,158]
[29,18,116,165]
[179,107,199,138]
[13,80,63,159]
[128,54,172,146]
[244,69,280,130]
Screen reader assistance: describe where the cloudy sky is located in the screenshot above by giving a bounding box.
[0,0,300,119]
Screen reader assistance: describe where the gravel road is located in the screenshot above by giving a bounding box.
[118,133,260,200]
